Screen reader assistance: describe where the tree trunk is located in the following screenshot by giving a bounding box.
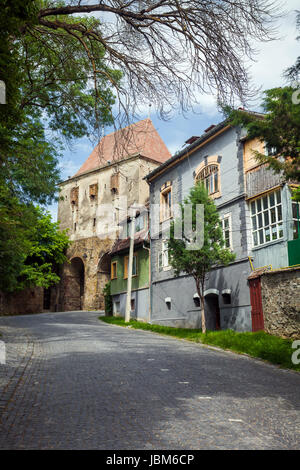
[195,276,206,334]
[200,295,206,334]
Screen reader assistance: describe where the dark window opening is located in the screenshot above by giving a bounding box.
[222,293,231,305]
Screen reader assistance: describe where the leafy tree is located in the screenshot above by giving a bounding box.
[0,205,70,292]
[2,0,279,127]
[284,11,300,83]
[103,281,113,315]
[0,1,120,292]
[168,184,235,334]
[224,86,300,201]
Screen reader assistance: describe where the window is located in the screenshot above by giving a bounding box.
[113,301,120,314]
[124,254,137,279]
[130,299,135,311]
[292,201,300,240]
[70,187,79,208]
[158,240,169,271]
[111,172,119,194]
[196,164,219,195]
[265,143,277,156]
[222,293,231,305]
[250,189,283,247]
[135,213,144,232]
[111,261,117,280]
[89,183,98,202]
[221,214,232,249]
[160,183,172,221]
[126,213,145,237]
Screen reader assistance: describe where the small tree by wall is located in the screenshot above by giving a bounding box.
[103,281,113,315]
[168,183,235,333]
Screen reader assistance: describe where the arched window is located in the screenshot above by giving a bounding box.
[196,164,219,195]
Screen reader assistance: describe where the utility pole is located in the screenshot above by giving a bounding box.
[125,207,136,323]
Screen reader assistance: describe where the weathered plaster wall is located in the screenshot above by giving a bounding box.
[261,267,300,339]
[57,156,158,312]
[58,156,156,241]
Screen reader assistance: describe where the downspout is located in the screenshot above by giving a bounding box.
[142,229,152,323]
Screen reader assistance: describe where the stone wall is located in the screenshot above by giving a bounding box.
[58,235,113,311]
[0,287,44,315]
[260,267,300,339]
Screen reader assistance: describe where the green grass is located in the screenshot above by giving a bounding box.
[99,316,300,372]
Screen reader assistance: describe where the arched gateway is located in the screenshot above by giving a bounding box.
[63,257,85,311]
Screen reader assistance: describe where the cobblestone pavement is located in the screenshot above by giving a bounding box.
[0,311,299,450]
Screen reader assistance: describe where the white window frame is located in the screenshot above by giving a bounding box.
[158,240,170,271]
[292,200,300,240]
[221,213,233,250]
[196,164,219,195]
[250,189,283,248]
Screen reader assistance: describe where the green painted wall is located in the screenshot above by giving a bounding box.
[111,247,149,295]
[288,238,300,266]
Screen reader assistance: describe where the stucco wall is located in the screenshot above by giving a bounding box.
[112,287,150,322]
[110,247,149,295]
[148,126,253,330]
[151,259,252,331]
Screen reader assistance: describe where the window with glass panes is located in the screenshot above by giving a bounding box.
[196,164,219,195]
[158,240,169,270]
[292,201,300,240]
[250,189,283,247]
[222,215,232,249]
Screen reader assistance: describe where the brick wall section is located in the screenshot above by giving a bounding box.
[260,267,300,339]
[0,287,44,315]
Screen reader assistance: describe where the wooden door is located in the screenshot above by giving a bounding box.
[249,278,264,332]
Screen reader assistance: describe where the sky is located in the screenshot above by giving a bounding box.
[47,0,299,222]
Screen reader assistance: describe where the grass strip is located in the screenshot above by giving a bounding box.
[99,316,300,372]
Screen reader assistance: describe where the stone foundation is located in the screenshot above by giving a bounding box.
[260,267,300,339]
[0,287,44,315]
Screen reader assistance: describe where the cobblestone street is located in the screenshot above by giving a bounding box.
[0,311,299,450]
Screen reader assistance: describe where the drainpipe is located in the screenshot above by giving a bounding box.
[142,231,151,323]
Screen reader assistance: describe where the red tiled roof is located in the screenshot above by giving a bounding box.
[74,118,171,176]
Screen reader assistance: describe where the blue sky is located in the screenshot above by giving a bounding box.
[47,0,300,222]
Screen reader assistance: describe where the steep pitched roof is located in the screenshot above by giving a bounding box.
[144,109,266,183]
[74,118,171,177]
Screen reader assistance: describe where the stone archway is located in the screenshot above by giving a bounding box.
[63,257,85,311]
[97,252,111,310]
